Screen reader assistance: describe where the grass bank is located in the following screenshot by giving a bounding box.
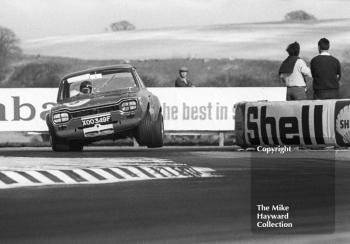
[2,55,350,98]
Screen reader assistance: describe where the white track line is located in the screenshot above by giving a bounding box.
[125,167,151,179]
[153,167,173,177]
[163,167,182,176]
[109,168,133,179]
[0,163,216,189]
[150,167,172,177]
[162,167,179,176]
[138,166,163,178]
[72,169,102,183]
[46,170,77,184]
[25,170,55,184]
[87,168,118,181]
[2,171,35,185]
[116,167,140,178]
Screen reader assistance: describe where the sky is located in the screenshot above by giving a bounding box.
[1,0,350,40]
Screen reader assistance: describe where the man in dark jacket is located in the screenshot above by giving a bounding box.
[175,66,194,87]
[311,38,341,99]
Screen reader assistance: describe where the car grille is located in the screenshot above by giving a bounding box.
[70,104,120,118]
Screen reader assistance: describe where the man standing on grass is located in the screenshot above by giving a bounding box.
[311,38,341,99]
[279,41,312,100]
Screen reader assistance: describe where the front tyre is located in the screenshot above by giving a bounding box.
[148,111,164,148]
[136,111,164,148]
[50,133,69,152]
[69,141,84,152]
[136,111,153,146]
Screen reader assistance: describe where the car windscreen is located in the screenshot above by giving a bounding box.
[62,69,137,99]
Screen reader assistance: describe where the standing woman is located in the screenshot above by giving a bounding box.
[279,42,312,100]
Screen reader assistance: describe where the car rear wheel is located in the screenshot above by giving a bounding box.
[50,133,69,152]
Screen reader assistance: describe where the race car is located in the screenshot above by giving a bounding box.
[46,64,164,151]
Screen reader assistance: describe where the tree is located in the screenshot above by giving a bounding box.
[0,26,22,79]
[110,21,136,32]
[284,10,317,22]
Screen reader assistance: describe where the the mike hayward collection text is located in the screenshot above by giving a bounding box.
[256,204,293,228]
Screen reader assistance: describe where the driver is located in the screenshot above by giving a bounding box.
[79,80,93,95]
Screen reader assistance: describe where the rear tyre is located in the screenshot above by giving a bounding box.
[50,133,69,152]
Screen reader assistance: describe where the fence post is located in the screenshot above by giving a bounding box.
[219,132,224,147]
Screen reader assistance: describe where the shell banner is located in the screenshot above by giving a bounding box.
[235,99,350,147]
[335,100,350,146]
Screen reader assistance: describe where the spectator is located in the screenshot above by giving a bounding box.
[279,41,312,100]
[175,66,194,87]
[310,38,341,99]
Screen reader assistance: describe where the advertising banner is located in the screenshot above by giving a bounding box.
[334,100,350,146]
[0,88,57,132]
[0,88,285,132]
[236,99,350,147]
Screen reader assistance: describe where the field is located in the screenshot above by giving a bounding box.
[22,19,350,61]
[2,56,350,99]
[1,18,350,98]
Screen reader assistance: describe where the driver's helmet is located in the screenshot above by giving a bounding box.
[179,66,189,73]
[80,80,92,94]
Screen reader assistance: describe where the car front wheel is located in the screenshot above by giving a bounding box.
[69,141,84,152]
[136,111,164,148]
[149,111,164,148]
[50,133,69,152]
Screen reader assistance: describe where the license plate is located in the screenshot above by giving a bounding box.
[81,113,111,127]
[83,124,114,137]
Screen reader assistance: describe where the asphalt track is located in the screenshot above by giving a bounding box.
[0,147,349,244]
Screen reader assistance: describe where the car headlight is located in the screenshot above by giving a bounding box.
[121,100,137,112]
[53,112,70,124]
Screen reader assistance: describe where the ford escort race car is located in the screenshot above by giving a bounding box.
[46,64,164,151]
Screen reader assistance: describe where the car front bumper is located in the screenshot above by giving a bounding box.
[49,109,143,142]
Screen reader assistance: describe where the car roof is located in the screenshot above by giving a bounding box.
[62,64,134,80]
